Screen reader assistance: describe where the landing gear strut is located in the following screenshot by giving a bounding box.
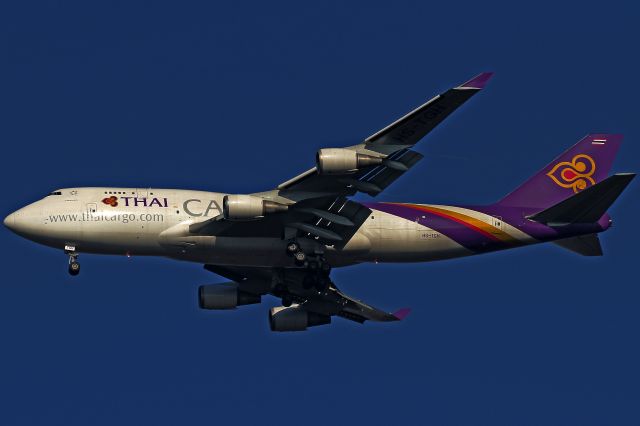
[302,260,331,292]
[285,239,332,292]
[283,240,331,292]
[65,245,80,276]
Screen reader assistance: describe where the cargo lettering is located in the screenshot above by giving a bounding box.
[183,199,221,217]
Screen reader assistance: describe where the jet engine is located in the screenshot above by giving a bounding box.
[198,282,261,310]
[316,148,383,175]
[268,306,331,332]
[222,194,288,220]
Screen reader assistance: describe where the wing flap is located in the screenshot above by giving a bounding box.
[189,196,370,247]
[304,198,372,248]
[337,291,408,322]
[355,149,424,195]
[303,285,408,323]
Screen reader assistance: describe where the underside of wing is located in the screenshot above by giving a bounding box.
[276,148,424,197]
[202,264,409,331]
[273,72,493,199]
[190,197,370,248]
[364,72,493,151]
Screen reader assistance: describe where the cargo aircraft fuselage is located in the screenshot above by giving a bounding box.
[4,186,615,268]
[4,73,634,332]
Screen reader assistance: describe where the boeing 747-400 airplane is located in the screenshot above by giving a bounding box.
[4,73,634,331]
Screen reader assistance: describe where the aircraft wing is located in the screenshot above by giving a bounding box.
[363,72,493,149]
[274,72,493,198]
[191,73,492,244]
[204,264,410,324]
[193,74,491,329]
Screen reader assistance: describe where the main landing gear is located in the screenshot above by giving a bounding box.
[286,241,305,264]
[65,245,80,276]
[302,261,331,292]
[285,239,332,292]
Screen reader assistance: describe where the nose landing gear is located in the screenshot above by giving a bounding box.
[68,260,80,276]
[65,245,80,276]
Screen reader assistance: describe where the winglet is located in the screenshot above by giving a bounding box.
[393,308,411,320]
[458,72,494,89]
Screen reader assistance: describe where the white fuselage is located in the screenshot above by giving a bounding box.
[6,187,496,268]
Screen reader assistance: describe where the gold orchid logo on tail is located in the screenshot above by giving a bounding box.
[546,154,596,193]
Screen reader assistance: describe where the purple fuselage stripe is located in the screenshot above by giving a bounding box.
[471,205,609,240]
[364,202,609,253]
[364,202,502,252]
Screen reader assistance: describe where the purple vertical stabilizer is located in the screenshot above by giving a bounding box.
[497,134,622,209]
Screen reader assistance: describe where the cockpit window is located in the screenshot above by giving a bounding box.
[47,191,62,196]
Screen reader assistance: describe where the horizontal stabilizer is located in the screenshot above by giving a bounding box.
[528,173,635,226]
[553,233,603,256]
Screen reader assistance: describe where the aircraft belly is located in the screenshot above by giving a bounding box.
[25,189,503,266]
[164,236,294,267]
[159,214,474,267]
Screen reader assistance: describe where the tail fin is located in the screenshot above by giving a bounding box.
[498,134,623,209]
[527,173,635,226]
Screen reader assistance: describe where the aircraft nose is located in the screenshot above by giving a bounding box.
[4,211,16,231]
[4,208,33,236]
[5,203,48,242]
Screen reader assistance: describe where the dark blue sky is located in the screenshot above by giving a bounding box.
[1,1,638,424]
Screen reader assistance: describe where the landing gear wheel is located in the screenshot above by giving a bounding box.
[294,251,306,265]
[286,241,300,255]
[68,261,80,276]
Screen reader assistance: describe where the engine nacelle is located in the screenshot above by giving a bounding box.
[198,282,261,310]
[222,194,288,221]
[316,148,383,175]
[268,306,331,332]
